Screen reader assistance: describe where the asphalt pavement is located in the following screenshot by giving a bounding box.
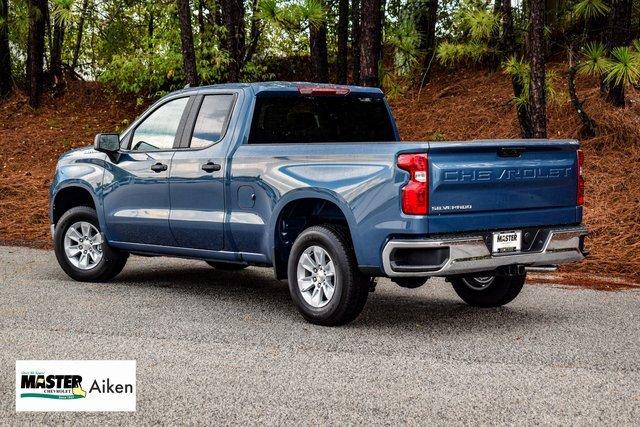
[1,246,639,425]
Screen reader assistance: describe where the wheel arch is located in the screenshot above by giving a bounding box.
[51,184,102,227]
[268,190,360,279]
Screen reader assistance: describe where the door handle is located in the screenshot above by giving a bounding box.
[150,162,168,172]
[202,162,221,173]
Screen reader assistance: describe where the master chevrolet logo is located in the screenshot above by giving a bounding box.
[20,374,86,400]
[442,167,573,182]
[16,360,136,411]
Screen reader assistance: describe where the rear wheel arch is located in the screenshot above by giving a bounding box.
[271,194,358,279]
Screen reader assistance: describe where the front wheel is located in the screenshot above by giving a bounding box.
[449,273,525,307]
[287,225,369,326]
[53,206,128,282]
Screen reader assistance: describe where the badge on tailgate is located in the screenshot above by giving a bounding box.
[492,231,522,254]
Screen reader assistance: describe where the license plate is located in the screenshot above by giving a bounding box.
[492,231,522,254]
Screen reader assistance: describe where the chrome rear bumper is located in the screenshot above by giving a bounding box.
[382,225,588,277]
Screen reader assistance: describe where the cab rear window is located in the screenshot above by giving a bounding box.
[248,95,396,144]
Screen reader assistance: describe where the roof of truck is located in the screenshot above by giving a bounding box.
[177,81,384,96]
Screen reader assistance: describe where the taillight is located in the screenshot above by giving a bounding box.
[577,149,584,206]
[397,153,428,215]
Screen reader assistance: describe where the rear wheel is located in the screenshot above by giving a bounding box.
[450,273,525,307]
[54,206,128,282]
[287,224,369,326]
[205,261,247,271]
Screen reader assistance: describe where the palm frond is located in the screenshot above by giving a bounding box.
[605,46,640,87]
[577,42,610,77]
[572,0,610,21]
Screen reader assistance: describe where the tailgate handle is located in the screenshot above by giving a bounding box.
[498,147,525,157]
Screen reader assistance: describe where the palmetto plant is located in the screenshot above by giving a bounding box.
[577,42,609,77]
[571,0,610,20]
[605,46,640,87]
[51,0,75,25]
[577,41,640,88]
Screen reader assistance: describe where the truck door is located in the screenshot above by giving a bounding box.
[102,96,193,246]
[168,93,237,251]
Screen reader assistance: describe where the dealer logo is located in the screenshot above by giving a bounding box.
[16,360,136,412]
[20,373,87,400]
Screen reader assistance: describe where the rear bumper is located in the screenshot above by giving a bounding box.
[381,225,588,277]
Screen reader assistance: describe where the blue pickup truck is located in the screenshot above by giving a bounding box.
[50,82,588,325]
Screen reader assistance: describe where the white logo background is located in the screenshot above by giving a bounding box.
[16,360,136,412]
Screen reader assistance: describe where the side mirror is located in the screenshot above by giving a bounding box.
[94,133,120,153]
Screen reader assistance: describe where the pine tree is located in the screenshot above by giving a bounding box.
[528,0,547,138]
[221,0,246,82]
[414,0,438,74]
[0,0,11,98]
[351,0,361,84]
[26,0,47,108]
[337,0,349,84]
[310,9,329,82]
[360,0,382,87]
[177,0,199,86]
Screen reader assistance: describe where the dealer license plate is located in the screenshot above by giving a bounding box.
[492,231,522,254]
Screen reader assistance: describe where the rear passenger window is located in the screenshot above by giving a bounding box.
[190,94,235,148]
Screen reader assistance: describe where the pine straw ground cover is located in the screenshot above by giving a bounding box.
[0,64,638,285]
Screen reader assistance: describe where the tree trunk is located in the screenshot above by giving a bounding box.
[501,0,533,137]
[606,0,632,107]
[26,0,47,108]
[500,0,516,56]
[351,0,361,84]
[360,0,382,87]
[0,0,11,98]
[177,0,199,86]
[50,19,65,81]
[244,0,261,63]
[310,20,329,83]
[528,0,547,138]
[336,0,349,84]
[221,0,245,82]
[198,0,206,36]
[71,0,89,72]
[568,65,597,138]
[488,0,501,70]
[414,0,438,74]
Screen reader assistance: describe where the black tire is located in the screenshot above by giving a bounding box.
[53,206,128,282]
[287,224,369,326]
[205,261,247,271]
[450,273,525,307]
[392,277,429,289]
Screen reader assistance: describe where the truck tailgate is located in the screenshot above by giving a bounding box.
[428,140,579,224]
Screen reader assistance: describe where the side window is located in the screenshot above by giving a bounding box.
[130,97,189,151]
[190,94,235,148]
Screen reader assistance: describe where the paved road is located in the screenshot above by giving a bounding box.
[1,246,639,425]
